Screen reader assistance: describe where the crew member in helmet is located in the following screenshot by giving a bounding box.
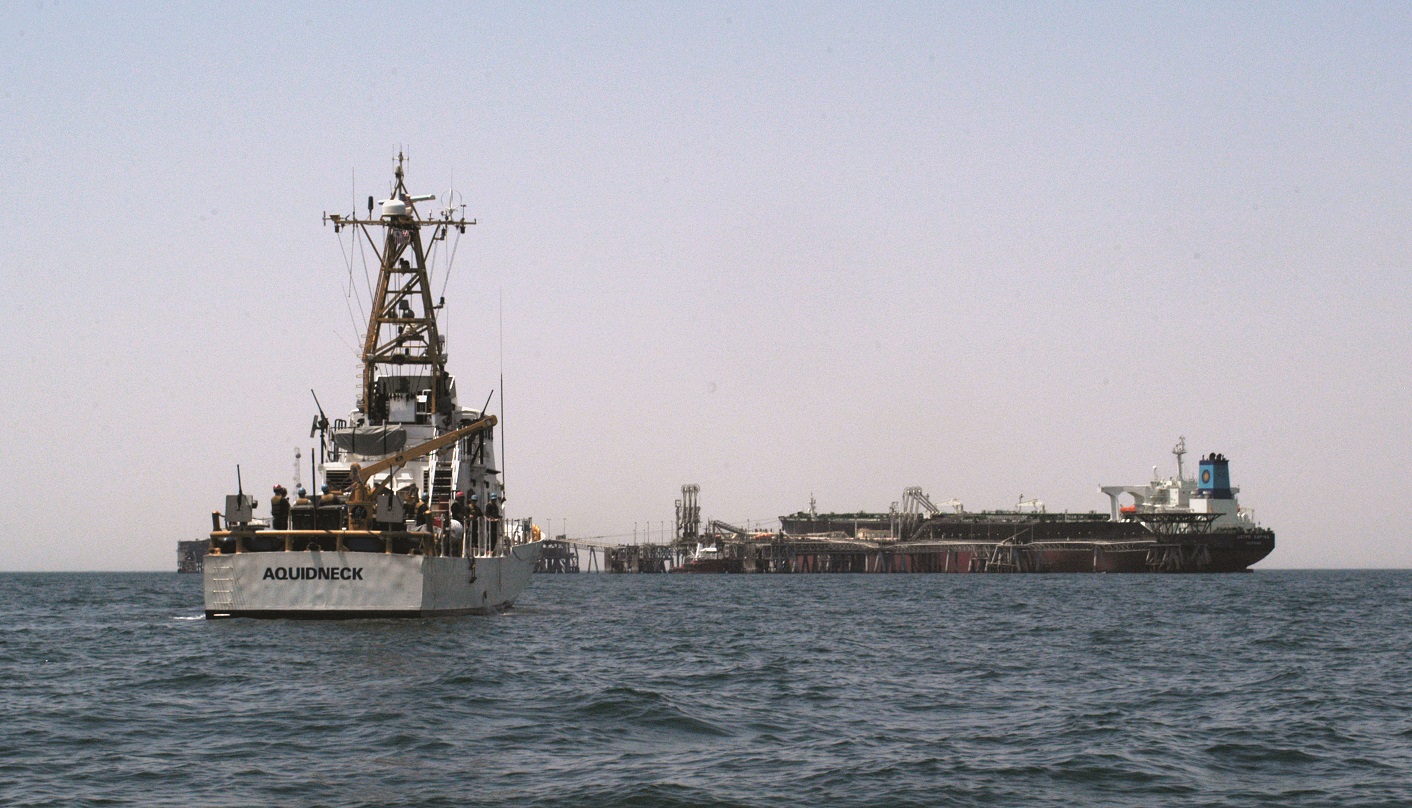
[270,485,291,529]
[318,483,343,506]
[400,485,419,520]
[467,493,483,552]
[485,492,502,552]
[414,495,431,529]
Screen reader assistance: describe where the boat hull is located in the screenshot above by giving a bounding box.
[734,529,1273,574]
[669,558,744,573]
[203,541,543,619]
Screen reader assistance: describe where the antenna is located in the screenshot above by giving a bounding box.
[1173,435,1187,480]
[505,286,511,494]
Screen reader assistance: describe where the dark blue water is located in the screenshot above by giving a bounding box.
[1,571,1410,807]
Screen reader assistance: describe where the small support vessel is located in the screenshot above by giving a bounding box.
[670,542,744,574]
[204,155,542,618]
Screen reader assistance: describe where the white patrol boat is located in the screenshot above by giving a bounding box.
[204,155,542,619]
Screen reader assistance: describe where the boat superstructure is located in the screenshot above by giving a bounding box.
[204,155,542,618]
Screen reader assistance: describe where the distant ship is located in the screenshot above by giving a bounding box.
[670,543,744,574]
[773,439,1274,573]
[177,540,207,573]
[203,155,542,618]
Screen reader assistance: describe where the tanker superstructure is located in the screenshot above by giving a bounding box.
[203,155,541,618]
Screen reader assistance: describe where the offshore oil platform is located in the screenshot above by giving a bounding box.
[536,440,1275,574]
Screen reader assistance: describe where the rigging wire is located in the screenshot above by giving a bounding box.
[435,222,463,357]
[332,216,367,357]
[346,214,373,348]
[332,328,361,360]
[343,166,373,319]
[357,216,374,315]
[439,190,463,301]
[339,278,364,360]
[440,224,462,300]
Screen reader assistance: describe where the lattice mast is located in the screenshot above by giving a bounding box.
[324,153,475,427]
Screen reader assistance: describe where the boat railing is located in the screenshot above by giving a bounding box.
[209,517,535,559]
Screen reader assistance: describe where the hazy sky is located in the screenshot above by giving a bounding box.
[1,2,1408,570]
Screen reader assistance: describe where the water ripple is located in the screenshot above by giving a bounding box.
[0,570,1410,806]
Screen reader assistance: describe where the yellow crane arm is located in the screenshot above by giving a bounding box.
[348,415,497,487]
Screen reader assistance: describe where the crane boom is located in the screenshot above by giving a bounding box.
[348,415,497,487]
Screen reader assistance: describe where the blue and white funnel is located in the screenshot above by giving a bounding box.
[1197,454,1233,499]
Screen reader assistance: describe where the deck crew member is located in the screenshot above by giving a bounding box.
[314,483,345,532]
[449,492,469,555]
[468,493,483,552]
[270,485,291,530]
[400,485,420,522]
[448,517,464,557]
[485,492,502,552]
[414,495,431,528]
[290,487,314,532]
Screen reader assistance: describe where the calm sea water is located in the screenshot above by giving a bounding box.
[1,570,1409,807]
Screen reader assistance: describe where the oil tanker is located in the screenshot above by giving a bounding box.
[764,439,1274,573]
